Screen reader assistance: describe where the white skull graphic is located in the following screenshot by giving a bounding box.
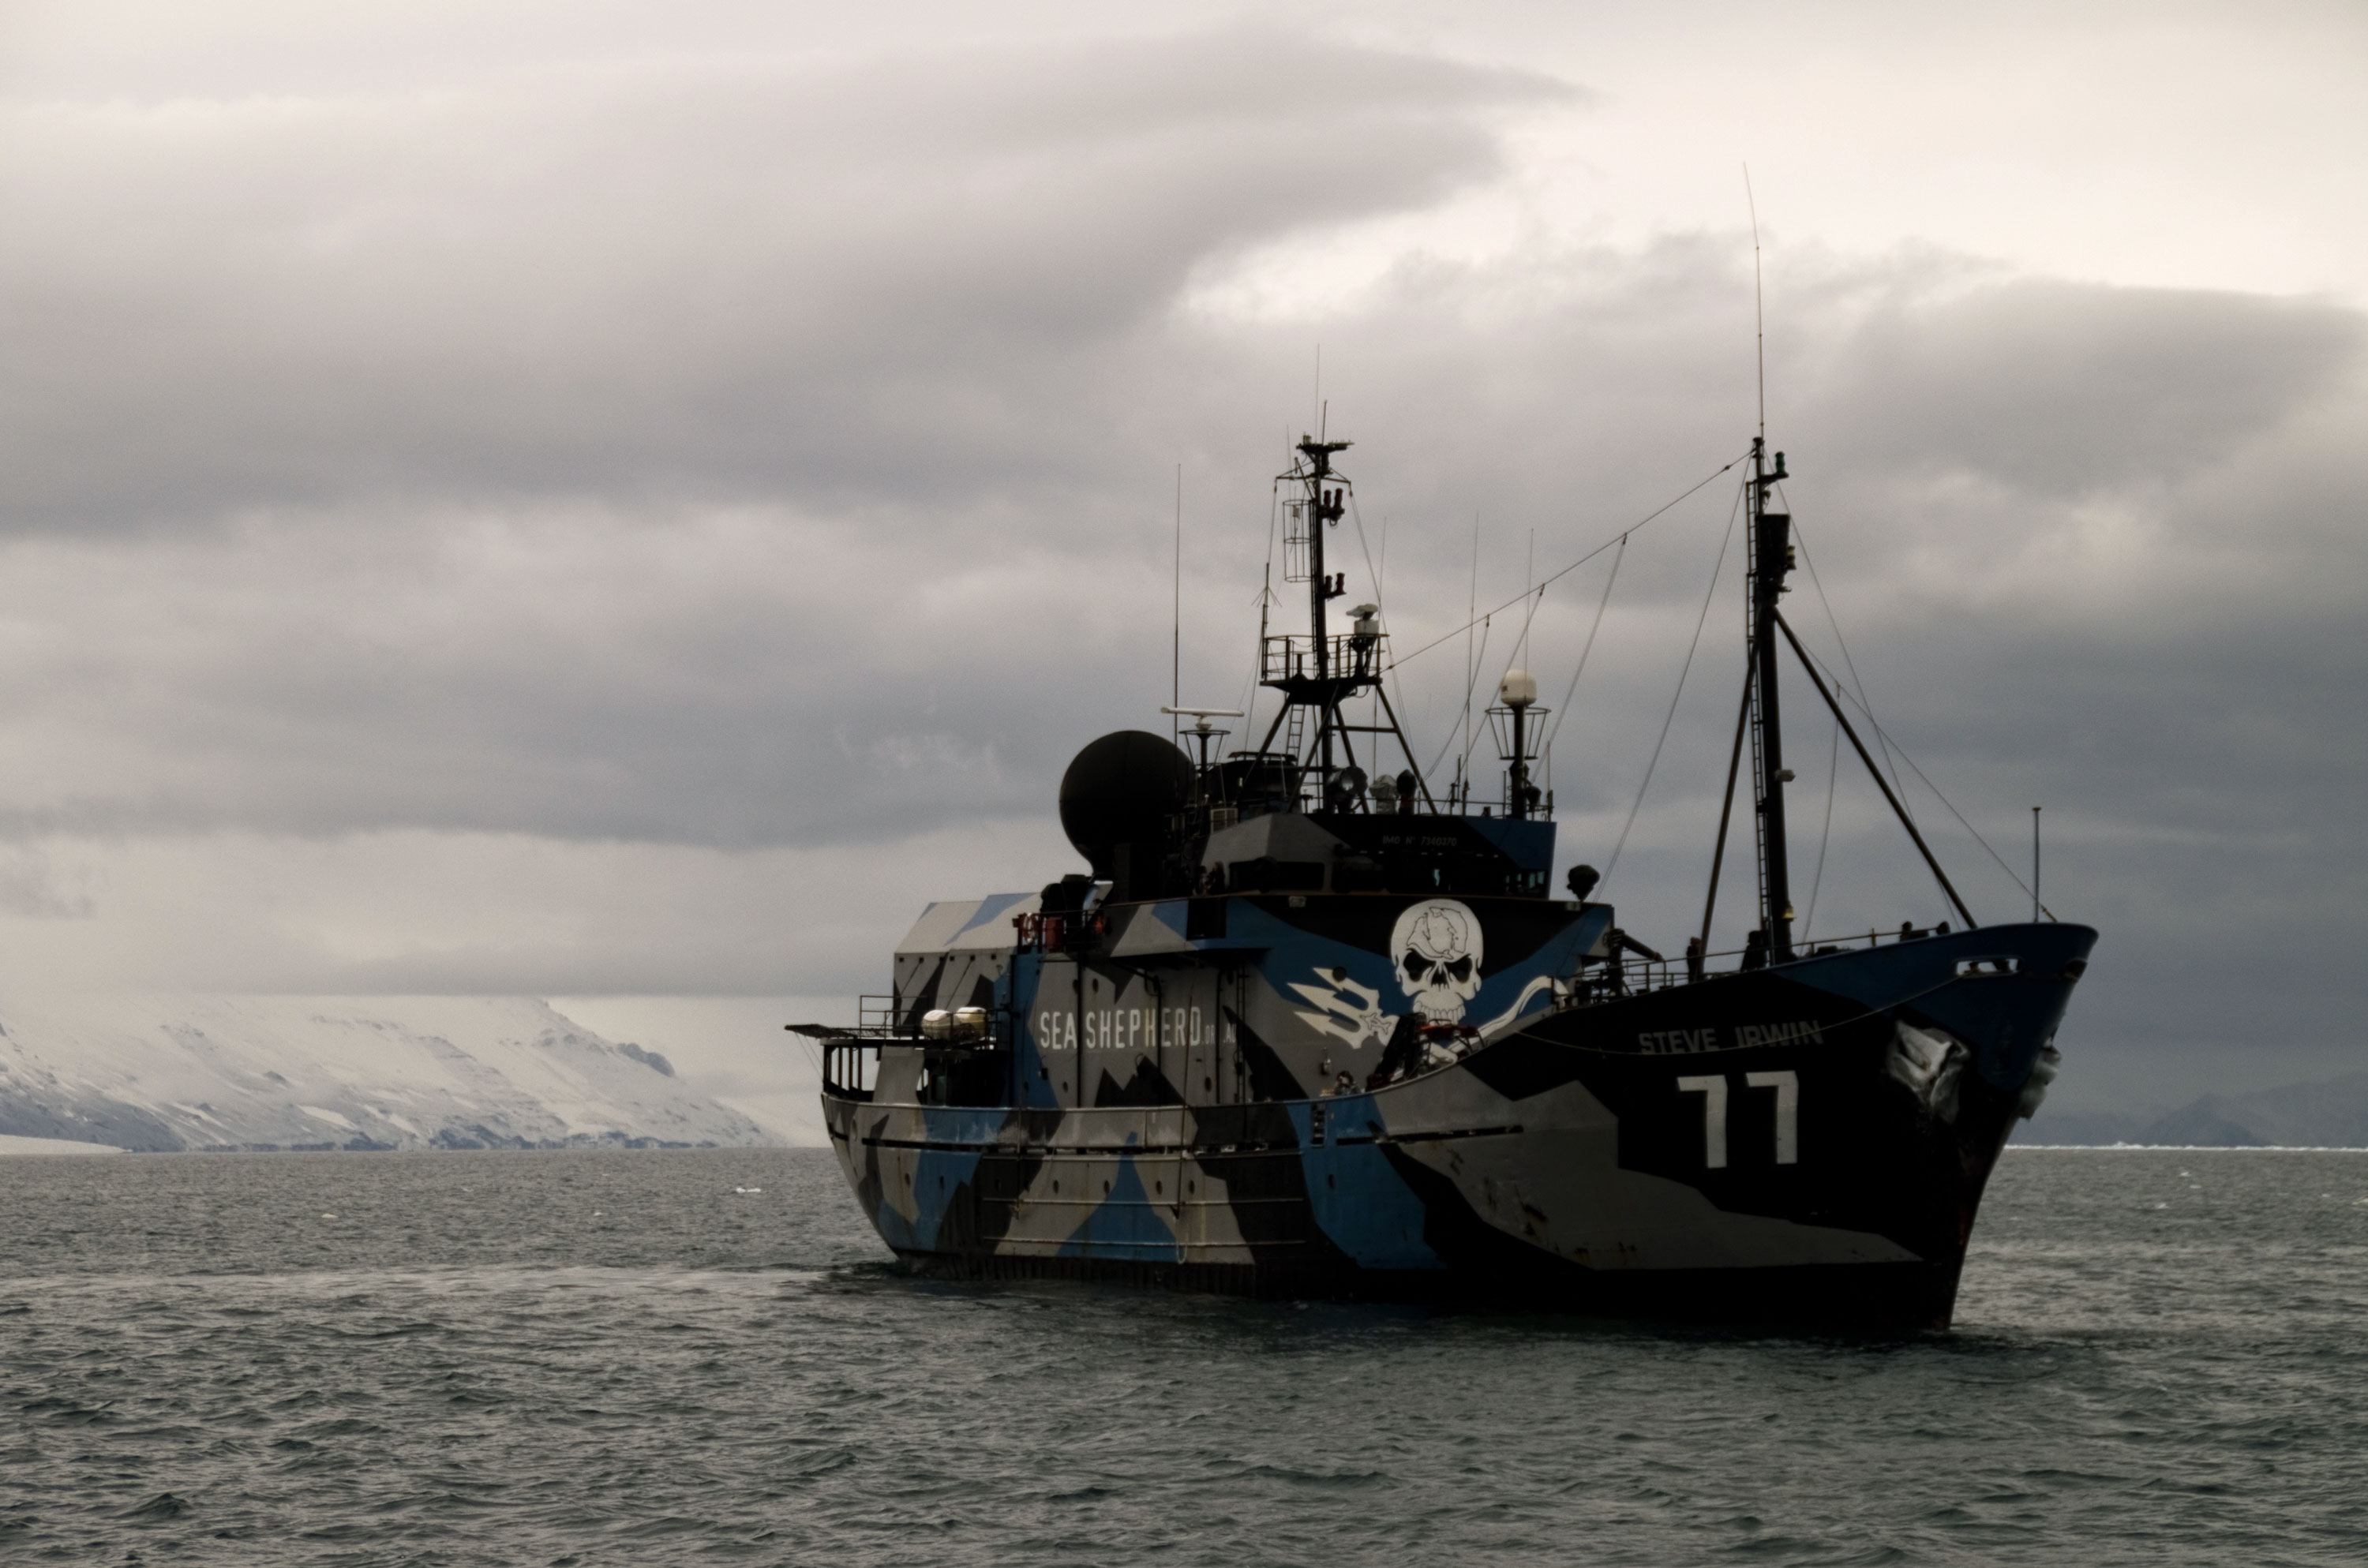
[1390,899,1484,1024]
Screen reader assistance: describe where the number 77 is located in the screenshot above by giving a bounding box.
[1677,1071,1798,1168]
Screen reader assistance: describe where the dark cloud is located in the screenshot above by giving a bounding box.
[0,31,1573,526]
[1804,275,2363,493]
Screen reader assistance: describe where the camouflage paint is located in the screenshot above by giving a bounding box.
[828,889,2096,1327]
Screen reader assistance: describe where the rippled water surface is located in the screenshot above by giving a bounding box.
[5,1147,2366,1564]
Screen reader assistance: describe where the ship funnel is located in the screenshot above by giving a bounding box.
[1498,668,1538,709]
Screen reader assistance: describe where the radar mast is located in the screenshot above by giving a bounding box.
[1248,436,1433,813]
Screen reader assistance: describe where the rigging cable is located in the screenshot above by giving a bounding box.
[1540,533,1628,764]
[1788,512,1912,806]
[1461,611,1507,782]
[1461,517,1478,788]
[1347,496,1427,786]
[1508,529,1541,679]
[1469,577,1547,788]
[1386,451,1748,672]
[1776,507,2040,916]
[1232,470,1286,741]
[1792,638,2056,918]
[1601,482,1744,885]
[1433,612,1494,786]
[1482,539,1550,755]
[1801,713,1841,931]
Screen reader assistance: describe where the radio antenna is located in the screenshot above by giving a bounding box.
[2032,806,2042,922]
[1745,163,1764,442]
[1172,462,1182,745]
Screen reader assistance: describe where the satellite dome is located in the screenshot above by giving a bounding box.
[1058,731,1193,881]
[1499,668,1538,708]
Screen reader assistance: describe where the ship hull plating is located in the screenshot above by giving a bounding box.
[823,920,2093,1329]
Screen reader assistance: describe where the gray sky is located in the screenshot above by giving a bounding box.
[2,1,2363,1119]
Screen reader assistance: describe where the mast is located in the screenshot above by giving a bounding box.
[1299,436,1349,785]
[1747,437,1797,961]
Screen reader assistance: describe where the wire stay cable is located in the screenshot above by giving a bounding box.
[1697,655,1755,953]
[1541,533,1627,764]
[1388,451,1748,672]
[1789,515,1911,808]
[1602,485,1744,885]
[1802,713,1840,931]
[1773,611,1976,927]
[1431,613,1493,784]
[1791,637,2056,918]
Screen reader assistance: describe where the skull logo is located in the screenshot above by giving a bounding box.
[1390,899,1485,1024]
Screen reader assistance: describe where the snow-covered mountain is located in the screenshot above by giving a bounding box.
[0,996,774,1151]
[2016,1071,2368,1148]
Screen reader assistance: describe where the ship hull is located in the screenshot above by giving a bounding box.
[824,922,2095,1329]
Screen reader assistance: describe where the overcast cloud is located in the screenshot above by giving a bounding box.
[1,2,2363,1120]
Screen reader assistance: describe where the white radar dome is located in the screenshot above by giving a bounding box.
[1498,668,1538,708]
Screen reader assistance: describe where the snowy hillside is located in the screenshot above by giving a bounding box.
[2017,1071,2368,1148]
[0,996,774,1152]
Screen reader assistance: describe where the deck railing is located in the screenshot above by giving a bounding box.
[1570,921,1964,1002]
[1260,632,1384,686]
[1012,911,1104,954]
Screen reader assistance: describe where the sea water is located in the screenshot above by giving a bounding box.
[3,1146,2364,1564]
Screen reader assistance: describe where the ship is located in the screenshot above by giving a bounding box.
[798,432,2096,1329]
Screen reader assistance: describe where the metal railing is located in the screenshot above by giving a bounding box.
[1013,911,1103,953]
[1260,632,1384,686]
[1562,920,1965,1003]
[821,1038,879,1099]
